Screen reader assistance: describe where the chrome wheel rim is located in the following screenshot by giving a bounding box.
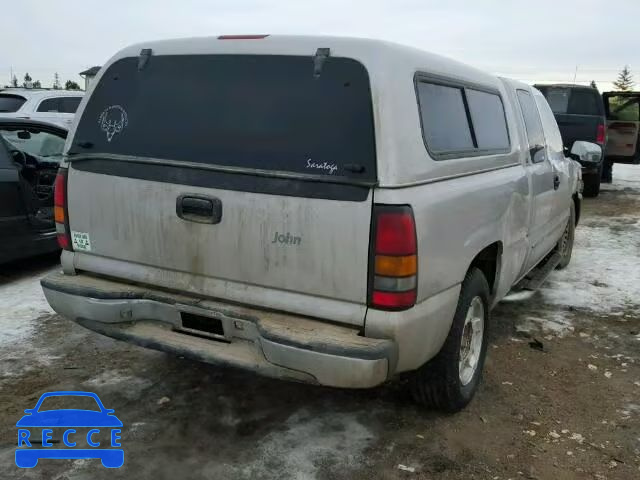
[459,296,485,386]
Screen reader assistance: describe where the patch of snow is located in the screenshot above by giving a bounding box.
[0,353,61,383]
[130,421,146,432]
[570,433,585,444]
[502,290,536,303]
[540,215,640,313]
[603,164,640,191]
[397,464,416,473]
[0,268,56,346]
[225,409,374,479]
[516,312,575,336]
[51,458,89,480]
[83,370,153,398]
[625,403,640,414]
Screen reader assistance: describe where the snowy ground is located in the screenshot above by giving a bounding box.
[1,166,639,479]
[0,267,54,346]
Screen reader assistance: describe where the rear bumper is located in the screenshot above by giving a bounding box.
[41,272,395,389]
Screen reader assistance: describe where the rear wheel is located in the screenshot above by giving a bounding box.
[410,268,490,412]
[555,201,576,270]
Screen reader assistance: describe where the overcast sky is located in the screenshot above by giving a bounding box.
[1,0,637,91]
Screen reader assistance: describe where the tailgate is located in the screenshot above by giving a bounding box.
[65,52,377,325]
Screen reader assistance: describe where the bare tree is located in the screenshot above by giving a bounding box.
[53,72,62,90]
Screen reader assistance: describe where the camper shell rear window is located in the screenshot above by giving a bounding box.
[69,54,377,183]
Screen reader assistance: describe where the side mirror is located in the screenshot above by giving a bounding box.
[570,141,602,164]
[23,409,34,414]
[530,144,546,163]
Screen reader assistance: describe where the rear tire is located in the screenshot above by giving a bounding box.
[583,173,601,197]
[409,268,490,412]
[555,201,576,270]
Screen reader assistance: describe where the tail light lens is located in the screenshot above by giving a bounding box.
[369,205,417,310]
[54,168,72,251]
[596,124,606,145]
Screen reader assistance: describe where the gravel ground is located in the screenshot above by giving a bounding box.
[1,166,639,480]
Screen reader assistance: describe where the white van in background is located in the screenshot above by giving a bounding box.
[0,88,84,129]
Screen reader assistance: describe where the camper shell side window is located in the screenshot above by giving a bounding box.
[414,73,511,161]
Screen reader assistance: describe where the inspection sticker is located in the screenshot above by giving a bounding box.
[71,231,92,252]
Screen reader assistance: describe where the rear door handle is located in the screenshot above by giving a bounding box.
[553,175,560,190]
[176,194,222,224]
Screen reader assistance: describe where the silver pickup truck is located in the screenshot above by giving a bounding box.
[42,35,599,411]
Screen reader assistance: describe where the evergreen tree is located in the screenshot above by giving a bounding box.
[613,66,634,91]
[53,72,62,90]
[65,80,81,90]
[23,72,33,88]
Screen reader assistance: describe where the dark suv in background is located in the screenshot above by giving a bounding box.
[535,84,606,197]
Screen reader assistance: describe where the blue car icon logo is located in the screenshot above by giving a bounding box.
[16,391,123,468]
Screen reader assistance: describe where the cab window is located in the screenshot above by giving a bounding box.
[517,90,545,155]
[534,93,563,153]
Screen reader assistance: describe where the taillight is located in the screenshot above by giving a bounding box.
[596,124,606,145]
[369,205,417,310]
[54,168,72,251]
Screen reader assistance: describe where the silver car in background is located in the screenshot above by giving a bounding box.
[0,88,84,129]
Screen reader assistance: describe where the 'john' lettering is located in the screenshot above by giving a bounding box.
[271,232,302,245]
